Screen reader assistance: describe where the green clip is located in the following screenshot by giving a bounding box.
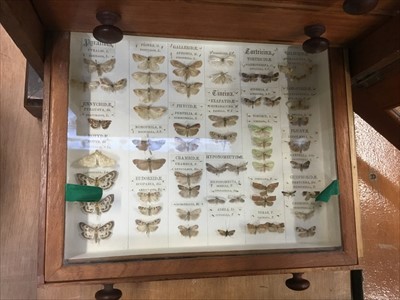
[316,180,339,202]
[65,184,103,202]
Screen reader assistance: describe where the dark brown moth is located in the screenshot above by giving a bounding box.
[252,182,279,196]
[251,195,277,207]
[217,229,236,237]
[290,160,311,171]
[173,123,201,137]
[206,163,227,175]
[87,118,112,129]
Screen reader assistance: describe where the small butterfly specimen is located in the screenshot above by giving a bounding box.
[266,222,285,233]
[173,123,201,137]
[99,78,127,92]
[136,218,161,236]
[132,158,166,173]
[241,73,259,82]
[132,54,165,71]
[302,191,320,201]
[83,58,116,76]
[133,105,167,120]
[290,160,310,171]
[70,79,99,91]
[80,194,114,215]
[264,96,281,107]
[132,72,167,85]
[294,210,315,220]
[132,139,166,154]
[210,72,233,84]
[172,81,203,98]
[252,161,274,172]
[248,125,273,136]
[288,114,309,126]
[133,88,165,103]
[209,131,237,146]
[206,163,227,175]
[217,229,236,237]
[79,221,114,243]
[296,226,316,237]
[251,195,276,207]
[282,191,296,197]
[174,170,203,185]
[170,59,203,80]
[175,137,199,152]
[208,54,235,67]
[242,97,262,108]
[225,162,248,175]
[178,225,199,238]
[76,171,118,190]
[259,72,279,83]
[251,137,273,148]
[228,195,245,203]
[137,191,161,202]
[288,139,311,153]
[178,185,200,198]
[176,208,201,221]
[208,115,238,127]
[77,150,116,168]
[138,205,162,216]
[252,148,273,160]
[252,182,279,196]
[207,196,226,204]
[87,118,112,129]
[247,223,268,234]
[286,99,310,110]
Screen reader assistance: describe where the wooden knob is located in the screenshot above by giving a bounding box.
[95,283,122,300]
[343,0,378,15]
[285,273,310,291]
[302,24,329,54]
[93,11,123,44]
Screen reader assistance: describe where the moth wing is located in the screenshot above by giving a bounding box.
[132,53,147,62]
[189,208,202,220]
[133,106,152,120]
[217,229,227,236]
[97,171,118,189]
[186,123,201,136]
[98,221,114,240]
[132,159,149,171]
[98,194,114,213]
[80,202,97,214]
[79,222,96,240]
[94,150,116,167]
[112,78,127,91]
[83,58,98,74]
[132,72,151,85]
[99,59,116,75]
[251,195,267,207]
[176,208,189,220]
[187,82,202,96]
[247,223,258,234]
[266,182,279,193]
[88,118,101,129]
[147,56,165,71]
[178,225,191,237]
[76,173,96,186]
[150,158,166,171]
[77,152,98,168]
[148,106,167,119]
[149,73,167,85]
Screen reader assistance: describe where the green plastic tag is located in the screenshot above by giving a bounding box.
[65,184,103,202]
[316,180,339,202]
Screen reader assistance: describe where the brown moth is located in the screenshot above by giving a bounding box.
[264,96,281,107]
[266,222,285,233]
[132,72,167,85]
[285,99,310,110]
[208,54,235,67]
[80,194,114,215]
[209,131,237,144]
[133,87,165,103]
[70,79,99,91]
[207,196,226,204]
[241,73,259,82]
[178,185,200,198]
[288,139,311,153]
[83,58,116,76]
[225,162,248,175]
[210,72,233,84]
[132,54,165,71]
[294,210,315,221]
[88,118,112,129]
[252,148,273,160]
[174,170,203,185]
[136,218,161,236]
[228,195,245,203]
[251,195,277,207]
[99,77,127,92]
[247,223,268,234]
[252,182,279,196]
[260,72,279,83]
[133,105,167,120]
[172,81,203,98]
[137,191,161,202]
[288,114,309,126]
[282,190,296,197]
[296,226,316,237]
[178,225,199,238]
[132,158,166,173]
[173,123,201,137]
[170,59,202,80]
[138,205,162,216]
[208,115,238,127]
[77,150,116,168]
[252,161,274,172]
[206,163,227,175]
[290,160,311,171]
[175,137,200,152]
[176,208,201,221]
[302,191,320,201]
[79,221,114,243]
[76,171,118,190]
[242,97,261,108]
[217,229,236,237]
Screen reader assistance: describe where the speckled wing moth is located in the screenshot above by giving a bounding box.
[138,205,162,216]
[225,162,248,175]
[264,96,281,107]
[174,170,203,185]
[252,161,274,172]
[290,160,310,171]
[286,99,310,110]
[209,131,237,144]
[70,79,99,91]
[172,81,203,97]
[208,54,235,67]
[132,54,165,71]
[259,72,279,83]
[228,195,245,203]
[99,77,127,92]
[132,72,167,85]
[132,158,166,173]
[137,191,161,202]
[210,72,233,84]
[296,226,316,237]
[242,97,262,108]
[252,182,279,196]
[83,58,116,76]
[173,123,201,137]
[251,195,276,207]
[79,221,114,243]
[80,194,114,215]
[247,223,268,234]
[176,208,201,221]
[206,163,227,175]
[76,171,118,190]
[282,190,296,197]
[252,148,273,160]
[208,115,238,127]
[241,73,259,82]
[207,196,226,204]
[133,88,165,103]
[178,225,199,238]
[174,137,200,152]
[178,185,200,198]
[217,229,236,237]
[88,118,112,129]
[266,222,285,233]
[294,210,314,220]
[133,105,167,120]
[77,150,116,168]
[288,114,309,126]
[302,191,320,201]
[288,139,311,153]
[170,59,202,80]
[136,218,161,235]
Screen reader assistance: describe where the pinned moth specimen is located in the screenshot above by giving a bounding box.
[264,96,281,107]
[225,162,248,175]
[172,81,203,98]
[80,194,114,215]
[288,114,309,126]
[178,185,200,198]
[294,210,315,221]
[99,78,127,92]
[259,72,279,83]
[248,124,273,137]
[77,150,116,168]
[132,138,166,154]
[251,195,276,207]
[228,195,245,203]
[133,105,167,120]
[241,73,259,83]
[88,118,112,129]
[296,226,316,237]
[70,79,99,91]
[217,229,236,237]
[209,131,237,145]
[177,208,201,221]
[136,218,161,236]
[174,170,203,186]
[290,160,310,171]
[302,191,320,201]
[175,137,200,152]
[252,161,274,172]
[79,221,114,243]
[132,158,166,173]
[133,88,165,103]
[278,64,313,81]
[210,72,233,84]
[247,223,268,234]
[206,163,227,175]
[208,54,235,67]
[208,115,238,127]
[132,54,165,71]
[137,191,161,202]
[83,58,115,76]
[282,190,296,197]
[286,99,310,110]
[76,171,118,190]
[288,139,311,153]
[173,123,201,137]
[252,148,273,160]
[242,97,261,108]
[178,225,199,238]
[251,137,273,148]
[252,181,279,196]
[132,72,167,85]
[266,222,285,233]
[138,205,162,216]
[170,59,203,80]
[207,196,226,204]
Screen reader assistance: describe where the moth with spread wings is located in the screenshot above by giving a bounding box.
[178,185,200,198]
[132,72,167,86]
[178,225,199,238]
[77,150,116,168]
[99,78,127,92]
[87,118,112,130]
[290,160,311,172]
[176,208,201,221]
[172,81,203,98]
[208,54,235,67]
[76,171,118,190]
[206,163,227,175]
[170,59,202,80]
[133,105,167,120]
[296,226,316,237]
[173,123,201,137]
[132,138,166,155]
[79,221,114,243]
[138,205,162,216]
[132,158,166,173]
[209,131,237,149]
[210,72,233,84]
[137,191,161,202]
[242,97,262,108]
[225,162,248,175]
[174,137,199,152]
[136,218,161,236]
[83,58,116,76]
[132,54,165,71]
[217,229,236,237]
[80,194,114,215]
[251,195,276,207]
[208,115,238,127]
[174,170,203,186]
[133,87,165,103]
[70,79,99,92]
[247,223,268,234]
[252,181,279,196]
